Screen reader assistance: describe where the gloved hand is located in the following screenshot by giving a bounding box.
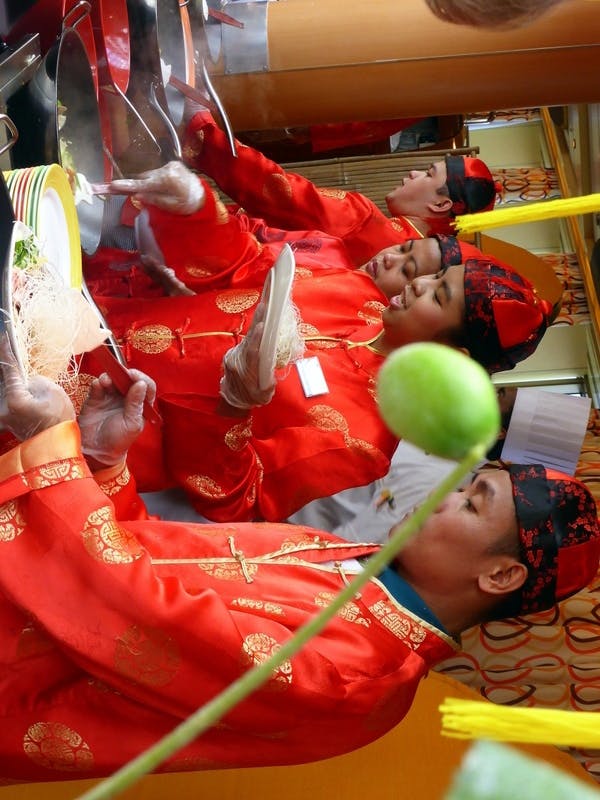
[109,161,205,216]
[0,336,75,440]
[219,300,275,412]
[78,370,157,468]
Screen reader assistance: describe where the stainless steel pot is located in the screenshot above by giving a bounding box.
[6,2,105,255]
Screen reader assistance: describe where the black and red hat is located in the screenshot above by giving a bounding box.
[445,155,501,217]
[463,257,552,374]
[508,464,600,614]
[434,234,483,268]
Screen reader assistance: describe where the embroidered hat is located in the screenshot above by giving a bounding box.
[508,464,600,614]
[434,234,483,268]
[462,257,553,374]
[445,155,501,217]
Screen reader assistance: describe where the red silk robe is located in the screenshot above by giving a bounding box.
[0,422,457,782]
[89,182,398,522]
[181,111,435,268]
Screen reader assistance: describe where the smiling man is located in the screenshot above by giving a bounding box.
[0,359,597,781]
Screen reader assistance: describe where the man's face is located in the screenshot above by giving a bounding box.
[385,160,449,217]
[381,264,466,348]
[396,469,518,591]
[361,238,443,298]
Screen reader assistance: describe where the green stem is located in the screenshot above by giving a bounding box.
[78,444,485,800]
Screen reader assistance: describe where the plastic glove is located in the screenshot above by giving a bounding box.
[109,161,205,216]
[78,370,157,468]
[0,336,75,440]
[219,300,275,412]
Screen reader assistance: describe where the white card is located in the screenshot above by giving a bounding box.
[296,357,329,398]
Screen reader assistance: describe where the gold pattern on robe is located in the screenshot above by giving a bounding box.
[299,323,337,348]
[129,324,174,354]
[184,264,215,279]
[225,419,253,451]
[390,219,407,233]
[82,505,144,564]
[198,561,258,581]
[32,459,87,489]
[317,187,347,200]
[215,288,260,314]
[308,405,349,435]
[241,632,292,687]
[294,266,313,279]
[114,624,181,686]
[0,500,26,543]
[23,723,94,772]
[186,474,227,499]
[262,173,293,205]
[231,597,285,616]
[69,373,95,414]
[307,404,384,459]
[345,435,381,459]
[98,465,131,497]
[369,600,427,650]
[280,533,329,550]
[314,592,371,627]
[358,300,386,325]
[366,376,377,402]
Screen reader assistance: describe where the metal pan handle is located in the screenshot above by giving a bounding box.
[0,115,19,157]
[62,0,92,32]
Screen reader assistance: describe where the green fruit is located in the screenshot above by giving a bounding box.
[377,343,500,460]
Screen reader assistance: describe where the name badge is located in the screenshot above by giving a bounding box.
[296,357,329,398]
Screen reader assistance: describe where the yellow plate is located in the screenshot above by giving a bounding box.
[4,164,82,289]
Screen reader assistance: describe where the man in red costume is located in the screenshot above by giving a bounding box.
[180,110,500,267]
[85,162,552,523]
[0,348,597,782]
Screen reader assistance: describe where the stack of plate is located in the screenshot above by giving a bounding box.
[3,164,82,289]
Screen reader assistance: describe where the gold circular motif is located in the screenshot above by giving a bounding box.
[294,266,313,279]
[224,419,253,451]
[23,722,94,772]
[186,475,226,499]
[358,300,386,325]
[115,624,181,686]
[262,173,293,204]
[0,500,26,543]
[317,187,347,200]
[129,324,173,354]
[82,506,144,564]
[307,404,349,434]
[314,592,370,626]
[185,264,215,279]
[241,632,292,685]
[215,289,260,314]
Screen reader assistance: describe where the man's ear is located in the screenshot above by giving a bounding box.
[426,196,453,215]
[478,559,528,597]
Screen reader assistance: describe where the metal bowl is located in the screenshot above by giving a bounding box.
[7,24,105,255]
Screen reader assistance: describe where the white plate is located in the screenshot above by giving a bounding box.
[258,243,296,391]
[36,187,72,286]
